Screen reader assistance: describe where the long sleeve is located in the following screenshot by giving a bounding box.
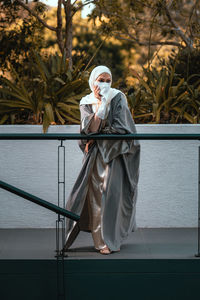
[79,104,102,153]
[80,105,95,134]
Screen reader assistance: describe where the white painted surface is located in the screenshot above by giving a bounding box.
[0,124,199,228]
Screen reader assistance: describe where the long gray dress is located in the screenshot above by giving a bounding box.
[64,92,140,252]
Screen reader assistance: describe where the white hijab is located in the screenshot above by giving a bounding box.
[80,66,121,106]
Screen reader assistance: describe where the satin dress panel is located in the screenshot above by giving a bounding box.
[86,102,108,250]
[87,150,108,249]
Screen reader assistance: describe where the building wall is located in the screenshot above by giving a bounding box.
[0,124,199,228]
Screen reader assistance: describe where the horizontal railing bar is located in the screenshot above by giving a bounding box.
[0,180,80,222]
[0,133,200,140]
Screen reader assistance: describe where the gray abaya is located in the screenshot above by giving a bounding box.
[64,92,140,252]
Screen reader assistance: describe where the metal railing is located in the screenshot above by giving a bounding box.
[1,132,200,253]
[1,132,200,299]
[0,132,200,140]
[0,180,79,221]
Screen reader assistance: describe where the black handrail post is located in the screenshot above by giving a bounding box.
[56,140,66,300]
[195,145,200,257]
[56,140,66,256]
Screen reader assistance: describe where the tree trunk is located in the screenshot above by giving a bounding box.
[57,0,64,53]
[15,0,74,67]
[64,0,73,68]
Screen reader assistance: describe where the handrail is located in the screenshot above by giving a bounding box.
[0,133,200,140]
[0,180,80,221]
[1,132,200,256]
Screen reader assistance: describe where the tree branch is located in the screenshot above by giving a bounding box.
[121,27,183,48]
[72,0,79,6]
[15,0,57,31]
[189,0,199,20]
[187,0,199,38]
[71,0,95,18]
[114,35,183,48]
[164,1,193,49]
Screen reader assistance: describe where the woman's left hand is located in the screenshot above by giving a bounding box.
[85,140,94,153]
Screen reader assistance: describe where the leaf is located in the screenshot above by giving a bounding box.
[9,64,32,101]
[51,56,57,75]
[44,103,55,123]
[0,114,9,124]
[59,110,80,124]
[134,112,153,119]
[152,102,158,117]
[187,74,200,83]
[34,52,50,81]
[138,78,152,94]
[55,79,82,96]
[61,51,67,73]
[1,77,23,95]
[10,113,15,124]
[66,70,72,81]
[0,89,31,105]
[155,80,162,103]
[0,100,31,109]
[57,102,78,112]
[176,78,185,91]
[173,107,195,123]
[54,77,65,85]
[43,112,50,133]
[55,108,65,124]
[157,97,173,112]
[169,65,175,87]
[176,91,188,102]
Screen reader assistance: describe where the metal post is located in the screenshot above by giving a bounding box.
[56,140,66,299]
[56,248,65,300]
[56,140,66,256]
[195,145,200,257]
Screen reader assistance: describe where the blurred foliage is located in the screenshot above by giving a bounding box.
[164,48,200,86]
[0,52,91,132]
[127,64,200,124]
[90,0,200,72]
[73,31,130,82]
[90,0,200,48]
[0,1,200,126]
[42,8,133,82]
[0,0,46,74]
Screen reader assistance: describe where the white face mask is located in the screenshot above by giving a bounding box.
[94,81,111,96]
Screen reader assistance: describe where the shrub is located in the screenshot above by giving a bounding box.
[0,52,92,132]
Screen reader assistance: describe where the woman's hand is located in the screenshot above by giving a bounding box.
[93,84,101,101]
[85,140,94,153]
[88,84,104,133]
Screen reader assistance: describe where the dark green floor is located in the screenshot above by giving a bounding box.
[0,228,200,300]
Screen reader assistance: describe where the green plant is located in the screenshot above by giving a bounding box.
[0,52,92,132]
[166,48,200,86]
[127,65,200,124]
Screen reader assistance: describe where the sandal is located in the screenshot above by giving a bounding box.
[99,246,111,255]
[99,245,121,255]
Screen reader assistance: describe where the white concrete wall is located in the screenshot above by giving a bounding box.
[0,124,199,228]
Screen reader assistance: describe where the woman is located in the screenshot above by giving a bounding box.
[63,66,140,254]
